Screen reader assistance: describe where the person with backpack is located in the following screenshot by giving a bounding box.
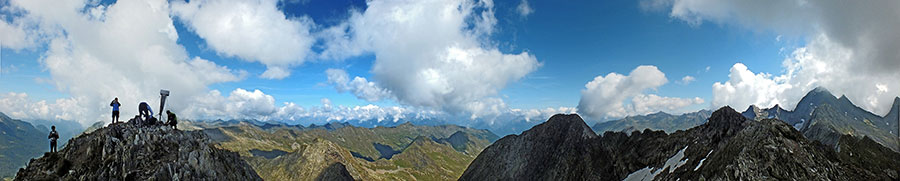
[110,98,121,123]
[138,102,154,121]
[48,126,59,153]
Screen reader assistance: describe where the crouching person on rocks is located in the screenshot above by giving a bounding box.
[166,110,178,130]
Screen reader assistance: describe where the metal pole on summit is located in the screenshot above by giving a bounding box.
[159,89,169,122]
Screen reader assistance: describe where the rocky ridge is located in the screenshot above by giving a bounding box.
[461,107,900,180]
[14,122,261,180]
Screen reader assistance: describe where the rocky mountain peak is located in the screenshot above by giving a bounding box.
[811,86,832,94]
[523,114,596,140]
[799,87,839,105]
[705,106,747,133]
[14,122,261,180]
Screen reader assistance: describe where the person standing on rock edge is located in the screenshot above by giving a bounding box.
[48,126,59,153]
[110,97,121,123]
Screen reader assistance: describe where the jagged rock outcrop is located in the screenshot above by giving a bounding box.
[461,107,900,180]
[459,114,598,180]
[14,122,261,180]
[741,87,900,151]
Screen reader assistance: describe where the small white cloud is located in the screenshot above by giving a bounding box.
[876,83,888,93]
[325,69,392,102]
[678,75,696,85]
[517,0,534,17]
[705,66,711,72]
[578,65,704,119]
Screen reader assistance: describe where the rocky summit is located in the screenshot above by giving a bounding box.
[14,122,261,181]
[461,106,900,180]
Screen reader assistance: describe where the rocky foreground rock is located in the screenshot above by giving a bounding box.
[460,106,900,180]
[14,122,262,180]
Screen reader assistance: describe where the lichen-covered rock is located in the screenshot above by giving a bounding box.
[14,122,261,181]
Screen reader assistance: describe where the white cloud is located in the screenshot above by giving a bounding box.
[319,0,540,119]
[678,75,695,85]
[578,65,704,120]
[4,0,246,126]
[182,88,278,120]
[171,0,316,79]
[511,106,577,123]
[516,0,534,17]
[711,63,794,110]
[325,68,392,102]
[651,0,900,114]
[0,18,33,50]
[0,92,87,122]
[0,4,53,50]
[632,94,704,114]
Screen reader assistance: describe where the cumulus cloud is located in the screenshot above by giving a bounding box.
[0,18,34,50]
[182,88,277,120]
[648,0,900,114]
[319,0,541,119]
[325,68,392,102]
[711,63,795,110]
[578,65,704,120]
[0,4,54,50]
[171,0,316,79]
[3,0,246,126]
[678,75,695,85]
[0,92,87,121]
[516,0,534,17]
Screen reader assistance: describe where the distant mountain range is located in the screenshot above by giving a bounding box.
[0,113,89,180]
[461,107,900,180]
[592,110,712,134]
[5,86,898,180]
[591,87,900,152]
[0,113,46,179]
[742,87,900,151]
[189,119,499,180]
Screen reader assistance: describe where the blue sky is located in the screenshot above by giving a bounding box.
[2,0,898,134]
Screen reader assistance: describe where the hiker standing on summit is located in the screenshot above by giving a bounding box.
[48,126,59,153]
[110,98,121,123]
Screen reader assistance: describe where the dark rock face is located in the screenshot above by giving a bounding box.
[460,107,900,180]
[315,162,354,181]
[459,114,597,180]
[14,122,262,180]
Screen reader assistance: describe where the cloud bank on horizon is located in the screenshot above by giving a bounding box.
[642,0,900,115]
[1,0,898,130]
